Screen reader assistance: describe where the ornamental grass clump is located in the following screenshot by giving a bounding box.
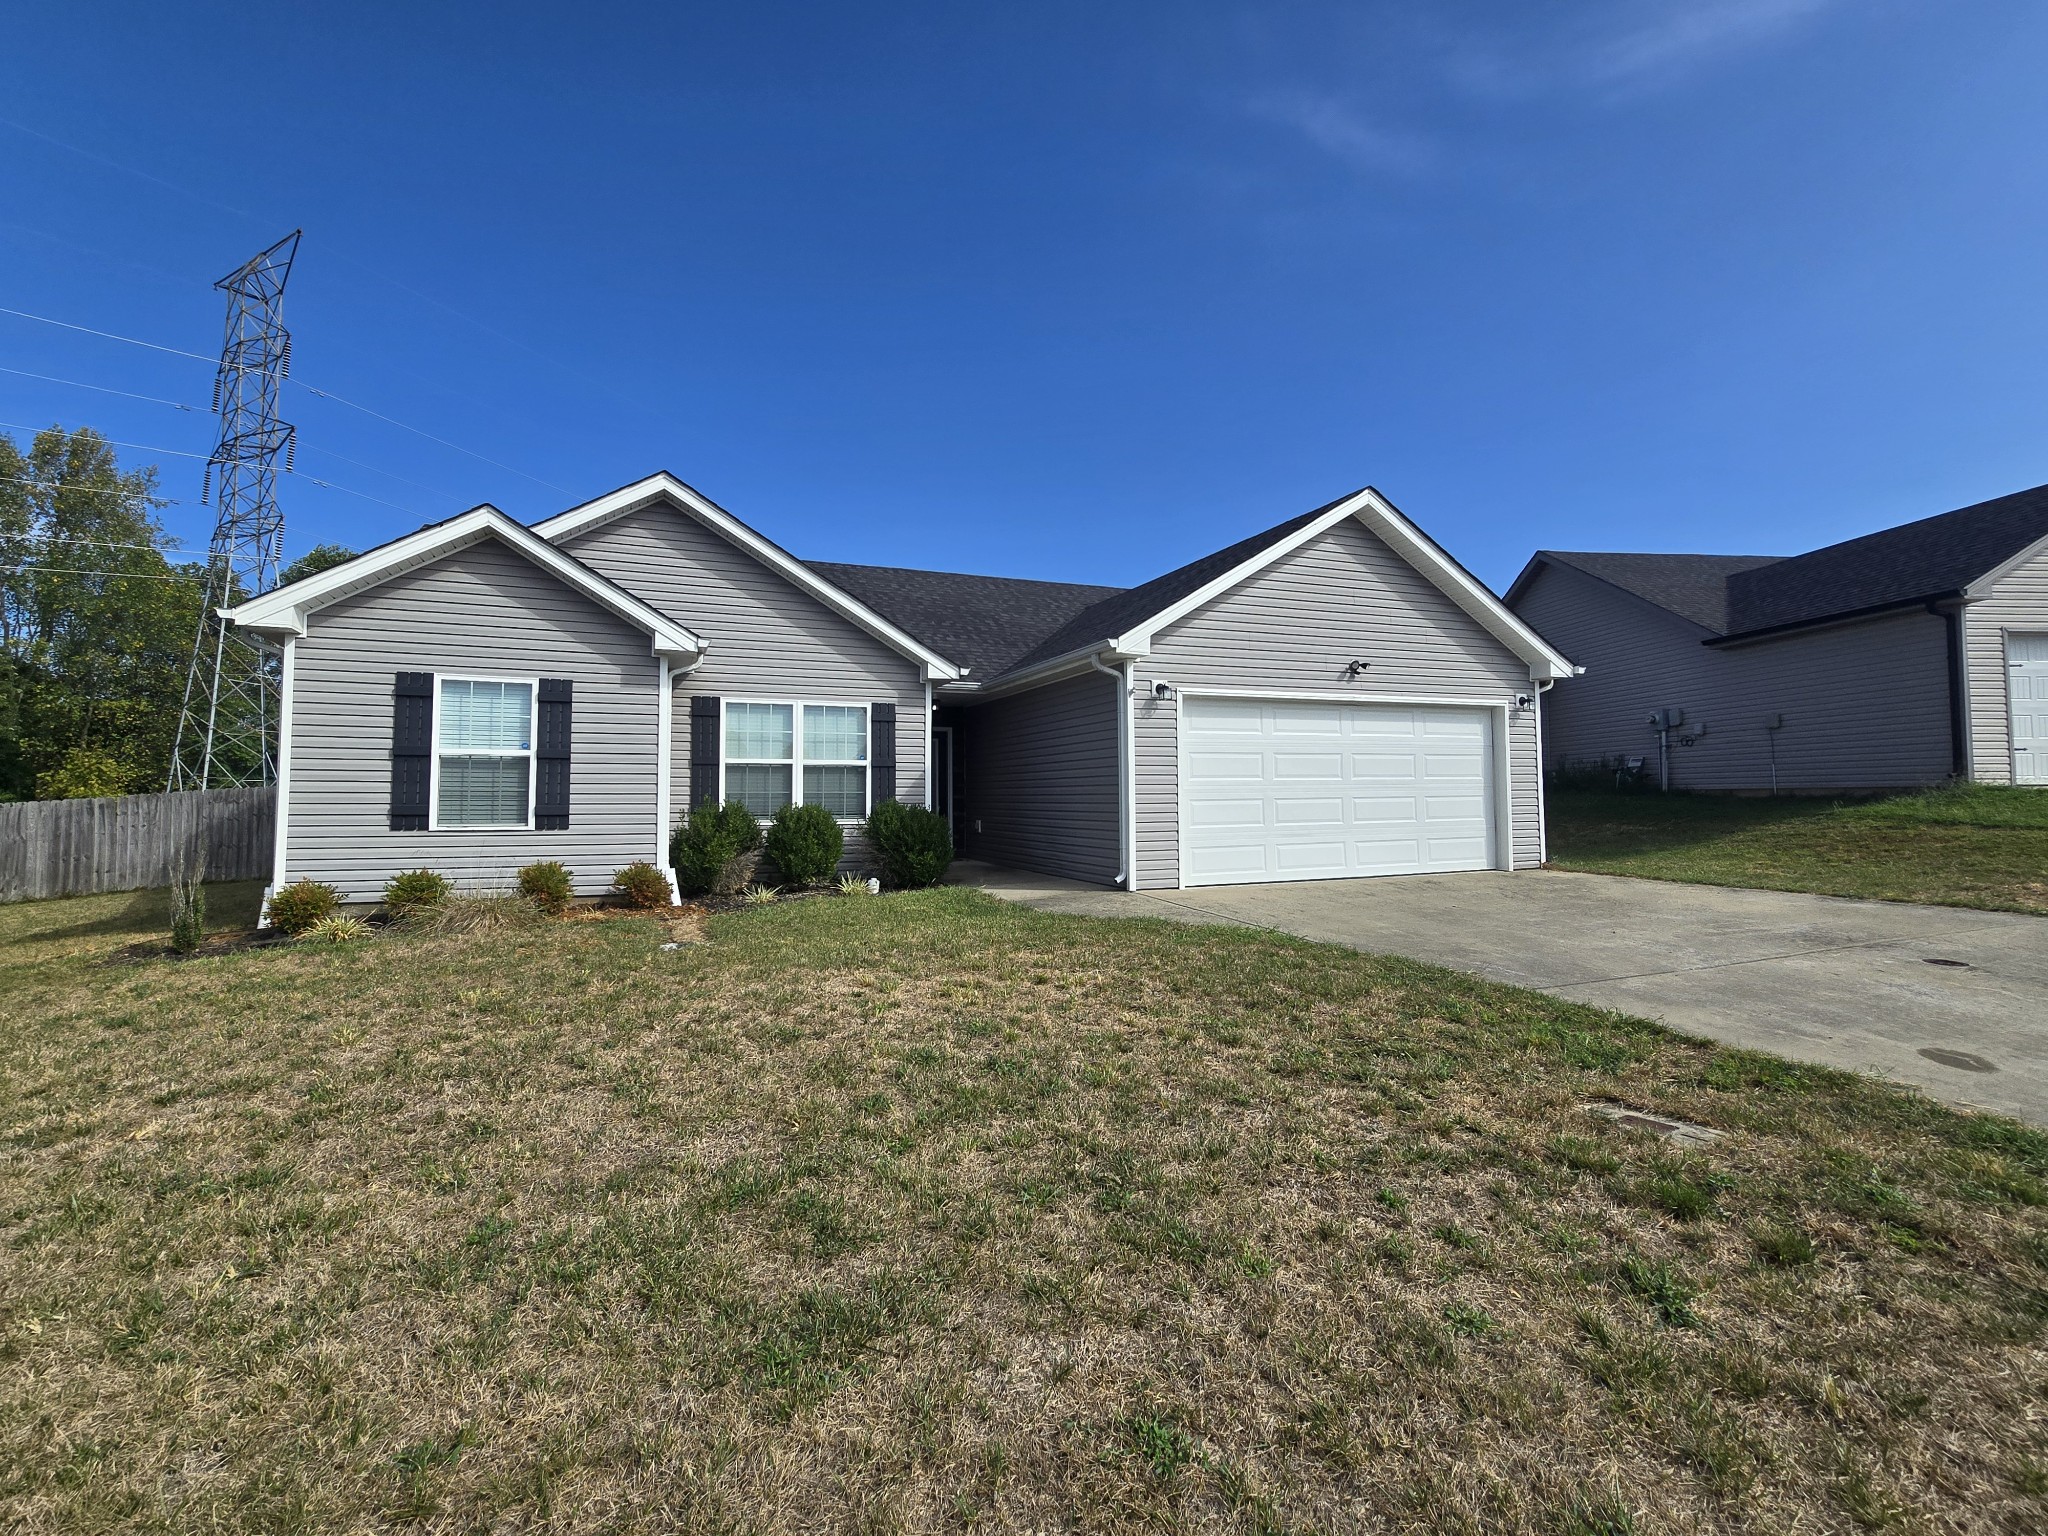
[298,915,371,945]
[765,802,843,887]
[864,799,954,888]
[381,868,450,919]
[517,860,575,916]
[610,860,672,910]
[670,801,763,895]
[266,877,340,936]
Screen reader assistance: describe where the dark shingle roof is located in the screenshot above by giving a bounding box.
[1724,482,2048,634]
[1535,482,2048,640]
[994,498,1351,676]
[1535,552,1784,632]
[805,562,1123,678]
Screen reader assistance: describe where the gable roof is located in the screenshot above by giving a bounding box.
[1520,552,1785,632]
[1512,482,2048,643]
[532,473,965,680]
[804,562,1122,678]
[984,486,1576,685]
[225,504,704,661]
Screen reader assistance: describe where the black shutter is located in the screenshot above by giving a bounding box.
[535,678,573,830]
[390,672,433,831]
[870,701,897,810]
[689,695,720,810]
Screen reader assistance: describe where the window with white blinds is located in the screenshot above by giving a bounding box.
[434,677,535,827]
[723,700,869,819]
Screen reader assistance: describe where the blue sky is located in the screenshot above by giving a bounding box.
[2,1,2044,591]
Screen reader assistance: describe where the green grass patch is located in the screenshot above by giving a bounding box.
[1548,785,2048,912]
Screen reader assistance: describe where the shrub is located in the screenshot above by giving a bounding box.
[35,745,132,800]
[611,860,672,909]
[300,915,371,945]
[836,873,871,896]
[382,868,450,917]
[864,799,954,888]
[267,877,340,936]
[740,883,779,906]
[670,801,763,895]
[765,801,843,887]
[168,872,206,955]
[518,860,575,916]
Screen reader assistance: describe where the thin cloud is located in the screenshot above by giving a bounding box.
[1246,91,1436,176]
[1585,0,1840,86]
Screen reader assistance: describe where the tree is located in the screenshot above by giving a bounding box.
[0,426,199,799]
[278,543,357,586]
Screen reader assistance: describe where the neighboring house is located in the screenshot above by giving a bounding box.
[226,473,1574,910]
[1506,483,2048,792]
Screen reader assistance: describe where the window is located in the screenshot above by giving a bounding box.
[434,677,534,828]
[722,700,869,818]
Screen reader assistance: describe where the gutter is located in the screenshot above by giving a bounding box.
[1087,651,1135,890]
[1703,590,1965,648]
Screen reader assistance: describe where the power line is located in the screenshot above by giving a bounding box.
[7,533,198,554]
[295,441,462,500]
[3,305,567,496]
[0,304,217,363]
[0,364,201,410]
[291,472,418,515]
[296,384,569,492]
[0,421,211,460]
[1,427,419,516]
[0,473,189,504]
[0,561,200,582]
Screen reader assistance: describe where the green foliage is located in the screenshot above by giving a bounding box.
[382,868,451,916]
[299,915,371,945]
[669,801,763,895]
[266,878,340,936]
[1753,1226,1817,1267]
[276,544,358,587]
[517,860,575,916]
[34,744,133,799]
[1618,1255,1701,1327]
[837,872,872,896]
[863,799,954,888]
[765,801,843,887]
[168,873,205,955]
[0,426,199,799]
[740,883,779,906]
[611,860,672,909]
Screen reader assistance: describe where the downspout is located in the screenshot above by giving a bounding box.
[659,649,708,904]
[1533,677,1551,865]
[264,636,295,922]
[1934,601,1968,781]
[1087,651,1133,890]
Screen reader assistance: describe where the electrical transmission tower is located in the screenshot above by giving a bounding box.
[168,230,301,791]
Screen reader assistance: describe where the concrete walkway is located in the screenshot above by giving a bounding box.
[952,861,2048,1125]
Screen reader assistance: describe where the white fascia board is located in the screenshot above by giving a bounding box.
[533,473,965,680]
[946,639,1144,701]
[223,505,704,662]
[1966,528,2048,599]
[1113,488,1578,681]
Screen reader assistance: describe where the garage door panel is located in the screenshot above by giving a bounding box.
[1182,696,1497,887]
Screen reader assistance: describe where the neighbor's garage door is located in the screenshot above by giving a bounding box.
[1180,696,1497,887]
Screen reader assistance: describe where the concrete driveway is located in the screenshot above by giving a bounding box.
[956,862,2048,1125]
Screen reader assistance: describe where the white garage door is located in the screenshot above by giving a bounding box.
[2013,634,2048,785]
[1181,696,1497,887]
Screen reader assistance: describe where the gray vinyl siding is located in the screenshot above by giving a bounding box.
[1514,561,1954,792]
[287,536,660,903]
[1962,538,2048,783]
[1131,516,1544,888]
[954,670,1119,884]
[556,503,928,828]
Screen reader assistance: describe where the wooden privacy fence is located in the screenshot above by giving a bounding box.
[0,787,276,903]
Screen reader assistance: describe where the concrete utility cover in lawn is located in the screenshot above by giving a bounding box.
[959,863,2048,1125]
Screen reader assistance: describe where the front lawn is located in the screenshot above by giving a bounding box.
[3,885,2045,1531]
[1548,783,2048,914]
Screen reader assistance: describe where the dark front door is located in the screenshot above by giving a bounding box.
[932,726,954,828]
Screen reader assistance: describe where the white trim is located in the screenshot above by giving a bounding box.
[1115,489,1577,681]
[263,636,296,917]
[1967,528,2048,599]
[533,473,963,680]
[223,505,703,664]
[428,674,540,832]
[1534,678,1552,864]
[923,681,934,809]
[656,658,676,895]
[1170,687,1516,887]
[1122,660,1137,889]
[718,697,873,821]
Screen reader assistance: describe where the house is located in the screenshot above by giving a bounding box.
[1506,483,2048,792]
[225,473,1575,910]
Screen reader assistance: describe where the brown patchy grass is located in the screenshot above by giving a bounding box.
[2,884,2045,1533]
